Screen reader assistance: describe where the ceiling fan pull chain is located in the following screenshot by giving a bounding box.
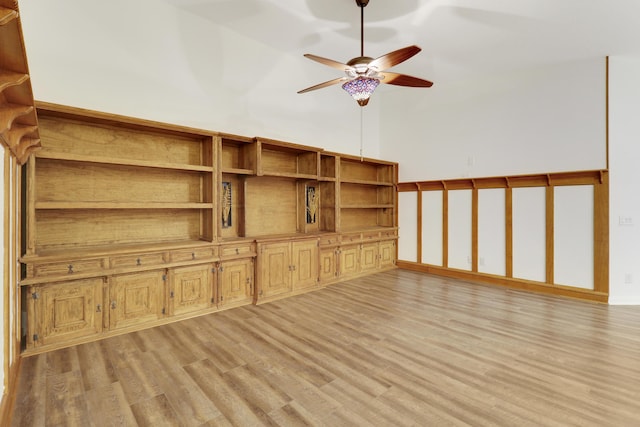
[360,107,364,161]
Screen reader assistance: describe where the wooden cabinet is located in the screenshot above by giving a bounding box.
[109,270,166,331]
[26,278,104,349]
[169,264,214,316]
[18,103,398,353]
[218,258,254,308]
[257,238,319,302]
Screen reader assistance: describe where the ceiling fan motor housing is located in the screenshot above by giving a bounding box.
[355,0,369,7]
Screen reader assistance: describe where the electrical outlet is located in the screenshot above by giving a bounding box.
[619,216,634,226]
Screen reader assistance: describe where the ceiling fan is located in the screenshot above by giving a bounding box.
[298,0,433,107]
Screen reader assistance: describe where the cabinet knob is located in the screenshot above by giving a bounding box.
[136,258,141,266]
[235,248,240,254]
[111,300,117,309]
[192,252,196,260]
[68,264,74,274]
[96,304,101,312]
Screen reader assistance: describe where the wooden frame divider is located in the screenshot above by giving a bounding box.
[397,169,609,303]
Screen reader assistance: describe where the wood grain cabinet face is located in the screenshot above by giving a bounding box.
[109,270,166,330]
[319,247,338,284]
[340,245,360,278]
[291,240,319,291]
[258,238,319,300]
[361,242,379,273]
[169,264,213,316]
[219,258,254,307]
[260,242,292,298]
[379,240,396,269]
[27,278,104,348]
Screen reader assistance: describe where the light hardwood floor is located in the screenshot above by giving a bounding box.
[11,270,640,426]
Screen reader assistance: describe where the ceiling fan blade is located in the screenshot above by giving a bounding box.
[298,77,348,94]
[379,72,433,88]
[303,54,353,71]
[368,45,422,71]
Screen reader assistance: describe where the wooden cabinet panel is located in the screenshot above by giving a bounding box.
[379,240,396,269]
[219,258,254,307]
[361,242,379,273]
[109,270,166,330]
[291,240,318,290]
[30,258,106,277]
[169,264,213,316]
[260,242,292,298]
[169,247,215,263]
[319,247,338,284]
[340,245,360,278]
[220,242,254,259]
[109,252,166,269]
[28,278,104,348]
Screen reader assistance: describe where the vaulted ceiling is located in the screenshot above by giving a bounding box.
[166,0,640,89]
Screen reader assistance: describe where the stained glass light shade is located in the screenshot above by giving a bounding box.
[342,76,380,107]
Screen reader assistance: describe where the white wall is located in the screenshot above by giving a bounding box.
[608,56,640,304]
[19,0,381,159]
[380,58,607,181]
[385,57,613,298]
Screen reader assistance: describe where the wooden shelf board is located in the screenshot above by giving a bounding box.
[35,202,214,210]
[260,171,318,180]
[222,167,255,175]
[36,151,213,172]
[21,239,215,262]
[0,70,28,93]
[0,6,18,26]
[340,204,395,209]
[340,179,394,186]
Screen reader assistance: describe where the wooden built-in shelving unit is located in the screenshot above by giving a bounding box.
[18,102,398,354]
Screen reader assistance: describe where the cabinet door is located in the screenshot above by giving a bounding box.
[340,245,360,278]
[361,242,379,273]
[109,270,165,330]
[28,278,104,349]
[260,242,292,298]
[379,240,396,269]
[291,240,318,290]
[169,264,213,316]
[319,247,338,284]
[219,258,254,307]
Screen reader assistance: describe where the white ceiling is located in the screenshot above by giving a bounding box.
[163,0,640,90]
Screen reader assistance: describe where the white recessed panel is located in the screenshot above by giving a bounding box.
[422,191,443,266]
[448,190,472,270]
[554,185,594,289]
[398,192,418,262]
[478,188,506,275]
[512,187,546,282]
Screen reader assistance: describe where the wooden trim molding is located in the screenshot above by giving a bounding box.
[398,260,608,303]
[398,169,609,302]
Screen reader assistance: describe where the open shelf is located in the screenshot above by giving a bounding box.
[257,138,320,179]
[220,134,257,175]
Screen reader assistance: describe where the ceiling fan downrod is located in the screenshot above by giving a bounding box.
[356,0,369,57]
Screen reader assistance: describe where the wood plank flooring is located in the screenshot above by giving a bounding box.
[11,270,640,426]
